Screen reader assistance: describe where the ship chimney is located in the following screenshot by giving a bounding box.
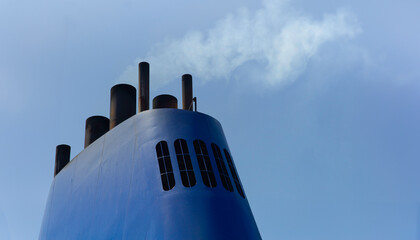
[110,84,136,129]
[153,95,178,109]
[182,74,193,111]
[84,116,109,148]
[138,62,150,112]
[54,144,70,177]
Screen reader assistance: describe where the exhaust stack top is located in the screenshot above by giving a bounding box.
[110,84,136,129]
[138,62,150,112]
[84,116,109,148]
[182,74,193,111]
[153,95,178,109]
[54,144,70,177]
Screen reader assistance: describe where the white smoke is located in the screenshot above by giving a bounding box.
[119,0,361,88]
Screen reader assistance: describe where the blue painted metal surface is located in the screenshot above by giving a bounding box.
[39,109,261,239]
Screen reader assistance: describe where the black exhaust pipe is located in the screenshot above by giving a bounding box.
[153,94,178,109]
[54,144,71,177]
[182,74,193,111]
[139,62,150,112]
[110,84,136,129]
[84,116,109,148]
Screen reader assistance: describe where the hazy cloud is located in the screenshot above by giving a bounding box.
[119,0,361,88]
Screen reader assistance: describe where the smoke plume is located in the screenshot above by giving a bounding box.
[119,0,361,88]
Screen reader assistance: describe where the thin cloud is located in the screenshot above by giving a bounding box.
[119,0,361,88]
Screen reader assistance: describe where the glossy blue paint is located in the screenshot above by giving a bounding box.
[39,109,261,240]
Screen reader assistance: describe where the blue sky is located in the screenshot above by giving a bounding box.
[1,0,419,239]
